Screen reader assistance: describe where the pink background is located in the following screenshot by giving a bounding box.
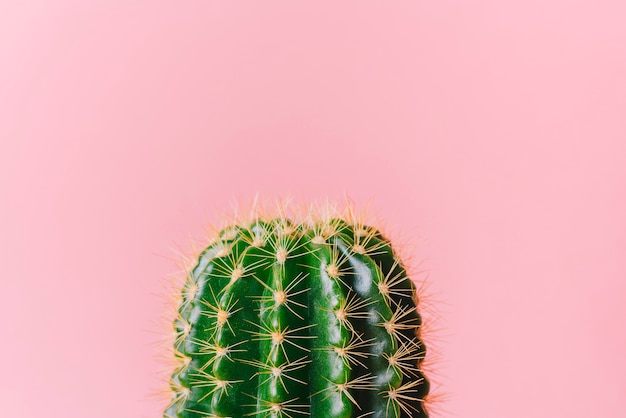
[2,1,625,417]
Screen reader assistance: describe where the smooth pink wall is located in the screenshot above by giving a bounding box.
[2,1,625,417]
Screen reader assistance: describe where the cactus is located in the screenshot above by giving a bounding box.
[164,207,430,417]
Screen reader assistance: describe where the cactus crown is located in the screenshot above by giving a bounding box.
[164,203,430,417]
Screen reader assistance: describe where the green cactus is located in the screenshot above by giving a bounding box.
[164,210,430,417]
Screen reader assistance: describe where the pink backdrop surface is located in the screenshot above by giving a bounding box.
[2,1,625,417]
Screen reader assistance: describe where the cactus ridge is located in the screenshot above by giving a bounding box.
[165,214,430,418]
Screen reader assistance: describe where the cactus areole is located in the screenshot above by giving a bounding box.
[165,214,430,417]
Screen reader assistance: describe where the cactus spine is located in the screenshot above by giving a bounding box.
[165,210,430,417]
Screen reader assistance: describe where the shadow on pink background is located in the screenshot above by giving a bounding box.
[1,1,625,417]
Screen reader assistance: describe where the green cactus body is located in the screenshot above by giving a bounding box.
[165,216,429,417]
